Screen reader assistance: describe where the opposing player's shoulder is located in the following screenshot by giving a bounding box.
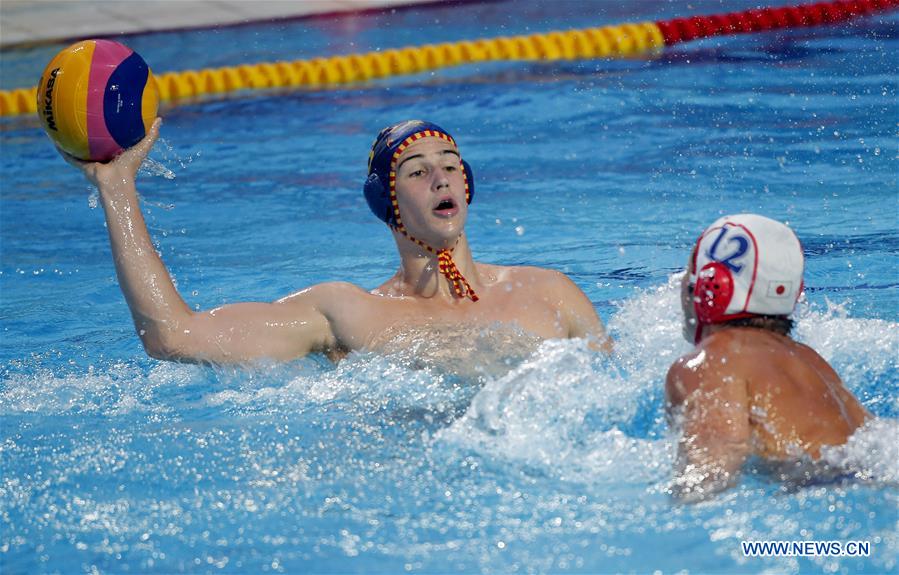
[698,329,744,354]
[667,333,743,400]
[703,327,789,360]
[665,353,694,405]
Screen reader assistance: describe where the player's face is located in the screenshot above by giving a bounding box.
[393,137,468,248]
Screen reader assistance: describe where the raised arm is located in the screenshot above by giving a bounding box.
[62,119,339,363]
[665,346,751,502]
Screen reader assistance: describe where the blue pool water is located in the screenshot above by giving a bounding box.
[1,1,897,573]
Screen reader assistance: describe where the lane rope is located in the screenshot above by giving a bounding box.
[1,0,896,117]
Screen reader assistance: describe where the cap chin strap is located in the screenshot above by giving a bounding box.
[392,224,479,302]
[693,322,705,345]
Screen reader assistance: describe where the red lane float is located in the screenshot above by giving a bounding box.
[656,0,899,45]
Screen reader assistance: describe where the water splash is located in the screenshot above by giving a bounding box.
[138,157,176,180]
[0,361,196,417]
[436,277,690,488]
[794,299,899,413]
[86,187,99,209]
[154,137,200,171]
[821,418,899,483]
[436,275,897,493]
[135,137,201,180]
[437,337,674,486]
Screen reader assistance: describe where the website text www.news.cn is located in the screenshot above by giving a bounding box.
[741,540,871,557]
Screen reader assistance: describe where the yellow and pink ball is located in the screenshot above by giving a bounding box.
[37,39,158,162]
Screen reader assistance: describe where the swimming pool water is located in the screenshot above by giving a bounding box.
[1,1,897,573]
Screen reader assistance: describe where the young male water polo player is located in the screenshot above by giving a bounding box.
[59,118,611,363]
[665,214,869,501]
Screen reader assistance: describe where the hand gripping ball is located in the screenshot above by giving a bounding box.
[37,39,159,162]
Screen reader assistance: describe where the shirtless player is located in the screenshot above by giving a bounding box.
[665,214,869,501]
[62,119,611,364]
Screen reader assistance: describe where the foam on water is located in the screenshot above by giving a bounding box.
[820,419,899,483]
[0,361,193,417]
[437,338,674,486]
[795,299,899,417]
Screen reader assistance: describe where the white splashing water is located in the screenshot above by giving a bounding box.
[155,137,199,170]
[82,138,196,208]
[437,276,691,487]
[3,276,894,489]
[795,297,899,409]
[135,137,200,180]
[138,157,176,180]
[820,418,899,483]
[0,361,196,417]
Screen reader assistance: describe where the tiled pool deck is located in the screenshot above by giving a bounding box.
[1,0,442,48]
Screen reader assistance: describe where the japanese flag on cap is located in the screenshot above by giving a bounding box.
[691,214,804,324]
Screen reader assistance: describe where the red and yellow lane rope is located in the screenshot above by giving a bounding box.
[1,0,896,117]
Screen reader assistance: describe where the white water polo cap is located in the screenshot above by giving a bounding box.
[690,214,804,326]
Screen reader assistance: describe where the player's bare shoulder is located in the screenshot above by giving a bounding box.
[277,281,367,309]
[667,330,748,403]
[507,265,598,317]
[704,327,796,360]
[282,281,389,352]
[483,263,607,344]
[484,264,575,297]
[696,328,767,372]
[277,281,381,334]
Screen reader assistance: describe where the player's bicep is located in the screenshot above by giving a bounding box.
[204,299,333,360]
[156,291,335,363]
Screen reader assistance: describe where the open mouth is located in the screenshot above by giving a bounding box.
[433,197,458,215]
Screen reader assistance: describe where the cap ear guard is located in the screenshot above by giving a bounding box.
[693,262,735,324]
[363,172,394,225]
[363,159,476,225]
